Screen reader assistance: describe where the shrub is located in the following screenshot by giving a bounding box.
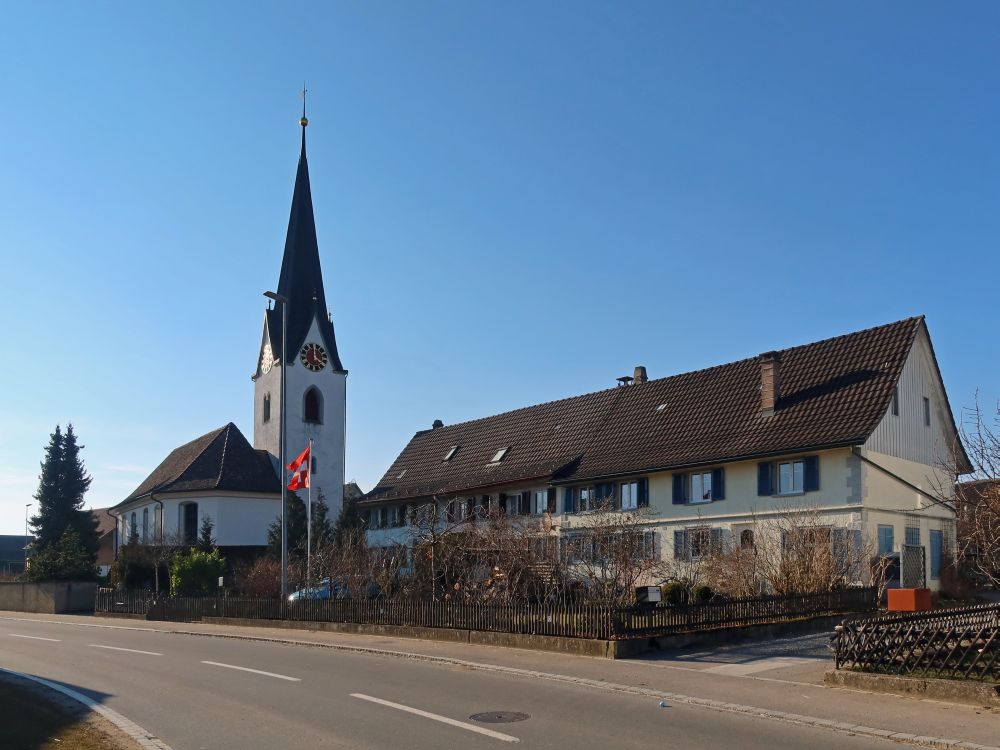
[693,585,714,603]
[661,581,687,605]
[24,528,96,582]
[233,557,282,597]
[169,549,226,596]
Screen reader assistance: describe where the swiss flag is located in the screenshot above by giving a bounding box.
[286,443,310,491]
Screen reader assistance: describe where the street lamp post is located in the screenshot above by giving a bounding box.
[24,503,32,573]
[264,290,289,598]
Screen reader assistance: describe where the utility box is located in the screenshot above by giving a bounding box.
[887,588,932,612]
[635,586,661,604]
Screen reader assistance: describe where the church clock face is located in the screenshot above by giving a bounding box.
[260,344,274,374]
[300,342,328,372]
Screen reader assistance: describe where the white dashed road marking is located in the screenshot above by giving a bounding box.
[9,633,60,642]
[351,692,520,743]
[89,644,163,656]
[201,660,301,681]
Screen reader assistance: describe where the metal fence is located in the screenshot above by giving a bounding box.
[96,586,875,640]
[832,602,1000,681]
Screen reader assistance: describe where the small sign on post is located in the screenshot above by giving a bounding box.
[635,586,661,604]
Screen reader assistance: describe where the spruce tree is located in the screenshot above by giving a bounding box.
[333,496,365,548]
[267,492,308,559]
[197,516,217,552]
[309,495,335,552]
[29,424,99,568]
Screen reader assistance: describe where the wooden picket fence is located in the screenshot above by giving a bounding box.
[832,602,1000,681]
[96,586,875,640]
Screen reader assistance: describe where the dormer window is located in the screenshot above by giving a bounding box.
[489,447,509,464]
[443,445,459,462]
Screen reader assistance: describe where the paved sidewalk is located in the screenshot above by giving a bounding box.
[5,611,998,748]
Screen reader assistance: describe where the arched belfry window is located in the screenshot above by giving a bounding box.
[304,387,323,424]
[263,393,271,423]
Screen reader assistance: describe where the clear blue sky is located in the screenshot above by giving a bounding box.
[1,2,998,533]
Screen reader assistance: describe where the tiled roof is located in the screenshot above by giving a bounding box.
[90,508,117,538]
[117,423,280,506]
[366,317,927,502]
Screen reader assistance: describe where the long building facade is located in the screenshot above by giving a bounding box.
[362,317,969,591]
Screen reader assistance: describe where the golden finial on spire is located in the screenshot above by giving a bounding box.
[300,83,309,127]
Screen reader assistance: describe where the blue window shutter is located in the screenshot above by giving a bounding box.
[803,456,820,492]
[673,530,687,560]
[637,478,649,508]
[564,487,576,513]
[672,474,686,504]
[757,463,773,496]
[712,468,725,500]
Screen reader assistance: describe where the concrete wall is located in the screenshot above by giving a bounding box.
[0,581,97,613]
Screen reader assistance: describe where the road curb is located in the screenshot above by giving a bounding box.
[0,667,174,750]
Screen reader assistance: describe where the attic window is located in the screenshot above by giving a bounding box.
[443,445,459,462]
[489,447,510,464]
[397,468,407,479]
[656,404,668,412]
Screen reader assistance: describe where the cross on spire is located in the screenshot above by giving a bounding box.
[300,83,308,127]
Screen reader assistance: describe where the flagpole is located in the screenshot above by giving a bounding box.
[307,438,313,590]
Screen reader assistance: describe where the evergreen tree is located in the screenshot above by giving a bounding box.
[197,516,216,552]
[309,495,335,552]
[29,424,99,572]
[333,496,365,548]
[267,492,307,559]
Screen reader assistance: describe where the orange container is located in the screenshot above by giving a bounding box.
[887,588,932,612]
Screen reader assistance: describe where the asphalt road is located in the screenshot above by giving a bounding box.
[0,617,908,750]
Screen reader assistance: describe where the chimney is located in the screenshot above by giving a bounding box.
[432,419,444,430]
[759,351,782,417]
[633,366,648,384]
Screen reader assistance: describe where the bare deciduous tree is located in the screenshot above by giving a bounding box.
[955,399,1000,587]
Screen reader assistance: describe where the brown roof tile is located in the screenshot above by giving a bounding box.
[366,317,925,502]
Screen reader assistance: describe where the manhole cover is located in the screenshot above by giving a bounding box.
[469,711,530,724]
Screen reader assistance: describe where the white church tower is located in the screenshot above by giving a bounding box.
[252,112,347,520]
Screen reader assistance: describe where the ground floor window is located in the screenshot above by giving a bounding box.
[877,524,894,555]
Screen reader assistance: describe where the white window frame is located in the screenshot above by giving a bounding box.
[777,460,805,495]
[690,472,713,503]
[443,445,459,462]
[578,487,594,512]
[688,527,712,560]
[489,447,509,463]
[534,490,548,515]
[620,481,639,510]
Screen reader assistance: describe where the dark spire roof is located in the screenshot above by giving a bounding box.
[273,120,344,371]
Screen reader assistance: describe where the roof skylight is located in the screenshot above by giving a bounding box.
[397,468,407,479]
[443,445,459,462]
[489,447,510,463]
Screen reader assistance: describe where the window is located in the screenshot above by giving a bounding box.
[905,526,920,546]
[620,481,639,510]
[578,487,594,512]
[130,512,137,542]
[688,527,712,559]
[534,490,548,515]
[142,508,149,542]
[740,529,755,550]
[304,387,323,424]
[181,503,198,545]
[877,524,894,555]
[443,446,459,462]
[690,472,713,503]
[778,460,805,494]
[929,529,943,578]
[674,527,722,561]
[891,387,899,416]
[489,447,509,463]
[397,468,407,479]
[923,397,931,427]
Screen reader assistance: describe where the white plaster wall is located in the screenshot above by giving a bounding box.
[254,316,346,523]
[118,493,280,547]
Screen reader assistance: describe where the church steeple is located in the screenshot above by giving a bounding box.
[273,102,344,372]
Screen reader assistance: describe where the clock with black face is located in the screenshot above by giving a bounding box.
[300,343,328,372]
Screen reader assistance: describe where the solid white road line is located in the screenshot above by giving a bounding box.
[350,692,520,743]
[201,660,301,681]
[9,633,60,641]
[89,644,163,656]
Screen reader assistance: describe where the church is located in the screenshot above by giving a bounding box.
[110,114,346,556]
